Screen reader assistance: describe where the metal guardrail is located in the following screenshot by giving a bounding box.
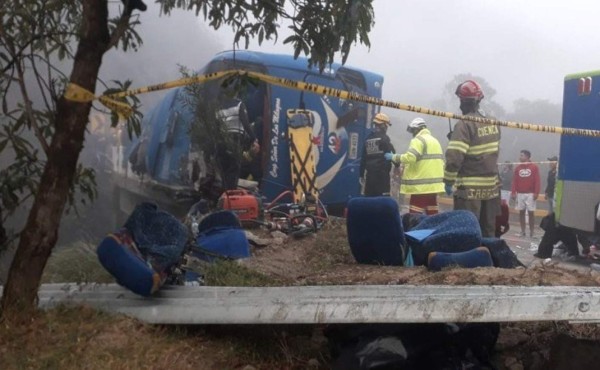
[3,283,600,324]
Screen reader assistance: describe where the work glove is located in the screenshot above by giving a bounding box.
[384,152,394,161]
[445,184,453,196]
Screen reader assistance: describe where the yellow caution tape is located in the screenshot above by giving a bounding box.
[64,83,97,103]
[498,161,557,166]
[243,70,600,138]
[105,70,236,99]
[64,83,134,120]
[65,69,600,138]
[63,71,237,120]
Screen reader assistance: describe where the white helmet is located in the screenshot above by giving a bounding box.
[407,117,426,132]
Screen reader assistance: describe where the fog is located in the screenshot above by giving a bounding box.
[3,0,598,254]
[236,0,598,110]
[106,0,600,163]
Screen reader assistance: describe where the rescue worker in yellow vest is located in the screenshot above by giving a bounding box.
[384,118,445,215]
[444,80,501,237]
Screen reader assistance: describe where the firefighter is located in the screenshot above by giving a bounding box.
[444,80,501,237]
[216,94,258,190]
[359,112,396,196]
[385,117,444,214]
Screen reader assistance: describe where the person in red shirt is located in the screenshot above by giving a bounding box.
[511,150,541,238]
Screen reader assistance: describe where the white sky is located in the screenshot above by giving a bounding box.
[98,0,600,161]
[202,0,600,109]
[104,0,600,110]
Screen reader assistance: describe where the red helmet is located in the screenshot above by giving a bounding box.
[455,80,484,101]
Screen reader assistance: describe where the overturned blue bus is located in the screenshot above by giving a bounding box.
[112,50,384,219]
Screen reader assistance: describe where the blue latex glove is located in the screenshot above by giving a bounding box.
[384,152,394,161]
[445,184,453,196]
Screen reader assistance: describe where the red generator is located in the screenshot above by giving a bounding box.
[217,190,262,224]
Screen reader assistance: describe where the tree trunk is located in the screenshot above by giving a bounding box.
[0,1,110,317]
[0,206,6,249]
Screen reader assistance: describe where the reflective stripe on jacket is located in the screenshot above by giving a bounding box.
[444,111,501,200]
[392,129,445,195]
[359,130,395,178]
[217,101,245,135]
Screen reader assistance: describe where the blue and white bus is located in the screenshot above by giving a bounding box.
[114,50,384,218]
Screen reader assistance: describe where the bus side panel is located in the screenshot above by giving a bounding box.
[151,93,192,185]
[557,75,600,231]
[143,90,178,178]
[262,84,294,202]
[305,72,360,207]
[261,66,382,208]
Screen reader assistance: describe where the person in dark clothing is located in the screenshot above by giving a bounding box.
[534,213,580,259]
[535,203,600,259]
[499,161,513,203]
[239,116,264,183]
[216,95,258,190]
[359,112,396,196]
[495,199,510,237]
[545,156,558,213]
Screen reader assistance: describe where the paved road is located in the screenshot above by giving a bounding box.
[500,221,595,273]
[408,196,596,273]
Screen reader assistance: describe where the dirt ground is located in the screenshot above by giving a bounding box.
[241,223,600,369]
[244,224,600,287]
[4,223,600,369]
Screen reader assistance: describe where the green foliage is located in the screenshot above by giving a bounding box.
[1,0,374,231]
[158,0,375,71]
[0,1,145,239]
[108,14,143,52]
[101,79,144,139]
[178,67,227,158]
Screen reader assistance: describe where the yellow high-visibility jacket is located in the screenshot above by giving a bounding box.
[391,129,445,195]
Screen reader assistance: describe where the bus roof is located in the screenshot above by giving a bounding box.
[564,70,600,81]
[210,50,383,81]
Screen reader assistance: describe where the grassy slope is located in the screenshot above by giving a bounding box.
[0,305,329,370]
[5,224,600,369]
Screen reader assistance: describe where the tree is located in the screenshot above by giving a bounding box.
[502,98,561,163]
[438,73,506,119]
[0,0,375,317]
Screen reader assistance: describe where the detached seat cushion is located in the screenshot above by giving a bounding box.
[97,202,188,297]
[192,211,250,261]
[427,247,493,272]
[347,197,406,266]
[409,210,482,266]
[97,231,160,297]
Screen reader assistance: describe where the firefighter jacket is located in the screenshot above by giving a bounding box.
[359,130,395,178]
[216,98,254,142]
[391,128,445,195]
[444,111,501,200]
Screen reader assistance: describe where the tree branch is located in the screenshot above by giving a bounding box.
[15,60,50,154]
[28,54,53,113]
[1,31,79,75]
[106,9,133,51]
